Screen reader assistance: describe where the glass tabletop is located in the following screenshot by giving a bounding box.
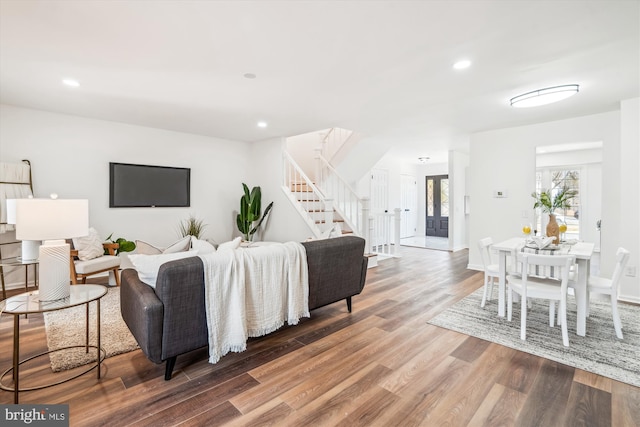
[0,257,39,267]
[0,285,107,315]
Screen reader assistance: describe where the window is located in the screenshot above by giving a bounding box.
[535,168,581,240]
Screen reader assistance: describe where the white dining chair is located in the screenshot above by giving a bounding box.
[507,253,575,347]
[478,237,500,308]
[581,247,630,339]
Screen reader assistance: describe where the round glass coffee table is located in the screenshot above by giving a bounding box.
[0,284,107,403]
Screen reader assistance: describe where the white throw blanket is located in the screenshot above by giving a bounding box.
[199,241,309,364]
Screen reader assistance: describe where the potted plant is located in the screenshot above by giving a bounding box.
[104,233,136,255]
[236,183,273,241]
[178,214,207,239]
[531,186,577,244]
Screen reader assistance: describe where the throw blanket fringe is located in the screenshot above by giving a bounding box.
[200,242,309,364]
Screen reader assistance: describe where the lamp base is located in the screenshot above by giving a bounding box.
[20,240,41,262]
[38,240,70,301]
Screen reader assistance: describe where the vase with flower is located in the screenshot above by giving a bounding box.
[531,187,577,245]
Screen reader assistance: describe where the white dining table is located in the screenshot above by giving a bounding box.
[492,237,595,337]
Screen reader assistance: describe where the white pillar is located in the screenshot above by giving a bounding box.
[361,197,370,251]
[394,208,402,255]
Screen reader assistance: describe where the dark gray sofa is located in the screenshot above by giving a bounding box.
[120,236,368,380]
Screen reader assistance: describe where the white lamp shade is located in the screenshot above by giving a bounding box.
[15,199,89,241]
[6,199,17,224]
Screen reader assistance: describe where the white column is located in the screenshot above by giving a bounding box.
[394,208,402,255]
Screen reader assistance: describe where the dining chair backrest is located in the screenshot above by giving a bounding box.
[610,247,630,296]
[519,253,576,295]
[478,237,493,270]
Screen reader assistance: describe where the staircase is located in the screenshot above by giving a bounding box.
[289,181,352,236]
[283,128,401,266]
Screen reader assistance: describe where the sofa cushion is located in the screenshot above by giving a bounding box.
[74,254,120,274]
[72,227,104,261]
[128,251,199,288]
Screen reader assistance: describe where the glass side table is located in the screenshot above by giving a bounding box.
[0,284,107,403]
[0,257,39,300]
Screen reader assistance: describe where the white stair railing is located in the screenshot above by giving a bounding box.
[282,151,333,238]
[315,151,366,237]
[368,208,401,257]
[321,127,354,162]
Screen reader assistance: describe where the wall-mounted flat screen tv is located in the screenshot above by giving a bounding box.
[109,162,190,208]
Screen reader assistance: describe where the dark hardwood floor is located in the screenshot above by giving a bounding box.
[1,246,638,426]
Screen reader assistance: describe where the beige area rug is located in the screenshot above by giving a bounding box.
[43,287,139,372]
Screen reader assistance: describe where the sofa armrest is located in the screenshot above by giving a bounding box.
[303,236,367,310]
[120,268,164,363]
[154,256,209,360]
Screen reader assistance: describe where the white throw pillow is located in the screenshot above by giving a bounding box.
[134,236,192,255]
[191,236,216,254]
[72,227,104,261]
[134,240,163,255]
[128,251,198,288]
[217,236,242,252]
[163,235,192,253]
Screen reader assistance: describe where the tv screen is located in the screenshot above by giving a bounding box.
[109,162,190,208]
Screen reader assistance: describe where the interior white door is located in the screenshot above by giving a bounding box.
[370,168,389,214]
[400,174,417,238]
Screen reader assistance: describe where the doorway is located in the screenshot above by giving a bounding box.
[425,175,449,238]
[400,174,417,238]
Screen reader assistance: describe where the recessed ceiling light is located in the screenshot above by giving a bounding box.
[62,79,80,87]
[244,73,257,79]
[257,121,268,128]
[510,84,579,108]
[453,60,471,70]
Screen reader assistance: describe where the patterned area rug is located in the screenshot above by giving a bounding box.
[428,287,640,387]
[43,287,139,372]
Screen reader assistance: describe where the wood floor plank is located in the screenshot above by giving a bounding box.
[563,381,611,427]
[467,383,527,427]
[279,362,392,427]
[611,380,640,427]
[516,359,575,427]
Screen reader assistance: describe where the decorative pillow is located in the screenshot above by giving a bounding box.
[135,236,192,255]
[128,251,198,288]
[134,240,163,255]
[72,227,104,261]
[217,236,242,252]
[163,235,192,254]
[191,236,216,254]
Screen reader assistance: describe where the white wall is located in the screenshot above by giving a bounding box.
[285,131,323,180]
[619,98,640,302]
[468,108,639,302]
[449,150,469,251]
[249,137,314,242]
[0,104,251,285]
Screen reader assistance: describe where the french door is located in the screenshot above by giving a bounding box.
[425,175,449,237]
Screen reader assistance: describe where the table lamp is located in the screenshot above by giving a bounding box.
[6,198,41,262]
[15,196,89,301]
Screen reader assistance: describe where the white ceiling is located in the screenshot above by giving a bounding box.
[1,1,638,164]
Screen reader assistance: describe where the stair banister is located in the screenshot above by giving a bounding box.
[316,154,363,234]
